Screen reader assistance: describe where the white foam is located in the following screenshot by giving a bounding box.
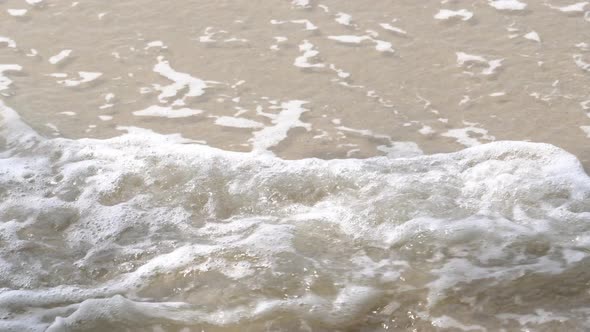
[328,35,369,44]
[329,64,350,78]
[291,0,311,8]
[133,105,202,118]
[431,316,486,331]
[523,31,541,42]
[328,35,394,53]
[49,49,72,65]
[434,9,474,21]
[270,36,288,51]
[581,126,590,137]
[336,125,423,158]
[0,64,22,92]
[442,122,495,146]
[214,116,264,129]
[1,101,590,330]
[198,27,249,44]
[499,309,569,326]
[456,52,503,75]
[270,19,318,30]
[152,56,209,104]
[0,37,17,49]
[293,19,318,30]
[379,23,407,35]
[419,125,435,135]
[47,73,67,78]
[373,40,394,53]
[574,54,590,72]
[57,72,102,87]
[198,27,220,43]
[489,0,527,10]
[26,49,38,57]
[294,40,325,68]
[456,52,484,64]
[7,9,27,16]
[145,41,168,50]
[335,12,353,26]
[251,100,310,153]
[482,61,503,75]
[459,95,471,105]
[45,122,59,132]
[548,2,588,12]
[223,37,249,43]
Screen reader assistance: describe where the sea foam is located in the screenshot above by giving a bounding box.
[1,101,589,331]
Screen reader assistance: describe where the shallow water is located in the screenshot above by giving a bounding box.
[1,0,590,331]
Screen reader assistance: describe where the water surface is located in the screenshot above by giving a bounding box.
[1,0,590,331]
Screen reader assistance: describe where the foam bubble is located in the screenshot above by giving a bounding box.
[57,72,102,87]
[152,56,210,104]
[294,40,325,68]
[7,9,27,16]
[291,0,311,8]
[574,54,590,72]
[0,64,22,92]
[145,41,168,50]
[49,50,72,65]
[434,9,474,21]
[133,105,203,118]
[251,100,310,153]
[442,122,496,147]
[214,116,264,129]
[499,309,569,326]
[489,0,527,10]
[0,37,17,49]
[328,35,368,43]
[270,36,288,51]
[270,19,318,31]
[198,27,248,44]
[547,2,588,12]
[379,23,408,35]
[328,35,394,53]
[456,52,503,75]
[524,31,541,42]
[335,13,353,26]
[336,125,423,158]
[431,315,487,331]
[419,125,435,135]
